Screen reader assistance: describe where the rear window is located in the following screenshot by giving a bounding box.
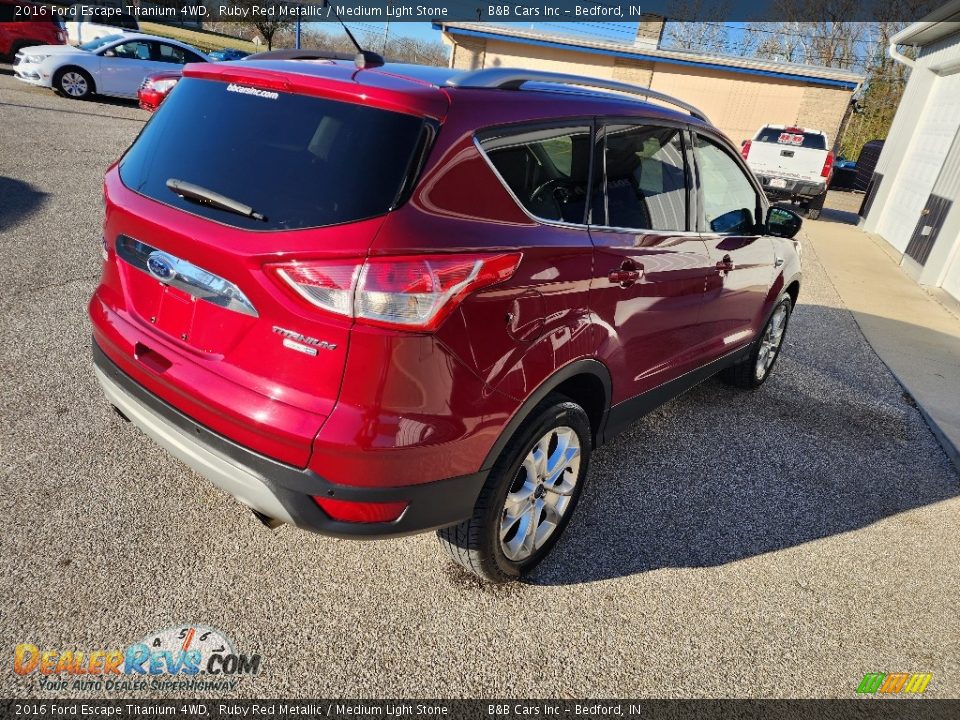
[755,127,827,150]
[119,78,426,231]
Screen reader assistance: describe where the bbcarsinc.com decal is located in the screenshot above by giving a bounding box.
[13,626,260,692]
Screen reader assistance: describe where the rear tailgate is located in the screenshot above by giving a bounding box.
[748,143,827,182]
[747,129,828,182]
[93,69,439,466]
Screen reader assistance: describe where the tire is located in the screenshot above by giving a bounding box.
[437,393,592,583]
[720,294,792,389]
[804,190,826,220]
[55,67,94,100]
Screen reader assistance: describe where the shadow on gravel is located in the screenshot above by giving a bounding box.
[0,176,49,232]
[530,304,959,586]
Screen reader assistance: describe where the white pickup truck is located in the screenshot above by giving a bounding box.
[742,125,834,219]
[64,3,139,46]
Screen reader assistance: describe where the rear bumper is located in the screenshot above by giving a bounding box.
[93,341,488,539]
[756,175,826,198]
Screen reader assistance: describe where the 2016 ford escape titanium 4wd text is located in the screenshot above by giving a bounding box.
[89,57,803,583]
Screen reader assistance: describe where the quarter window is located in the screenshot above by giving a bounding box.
[695,135,760,234]
[599,124,687,231]
[479,127,592,224]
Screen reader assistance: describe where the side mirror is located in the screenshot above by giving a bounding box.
[766,206,803,239]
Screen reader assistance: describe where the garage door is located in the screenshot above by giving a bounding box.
[876,70,960,256]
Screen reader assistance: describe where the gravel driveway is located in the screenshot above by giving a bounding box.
[1,71,957,699]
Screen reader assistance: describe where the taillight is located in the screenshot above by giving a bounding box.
[741,139,752,160]
[270,260,359,318]
[821,151,835,178]
[150,77,179,93]
[313,497,408,523]
[268,253,522,331]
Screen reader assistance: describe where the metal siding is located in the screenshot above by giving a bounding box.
[919,31,960,63]
[872,70,960,253]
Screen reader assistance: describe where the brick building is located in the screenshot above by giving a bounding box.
[434,20,863,148]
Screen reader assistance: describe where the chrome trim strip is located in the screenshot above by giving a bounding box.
[115,235,258,318]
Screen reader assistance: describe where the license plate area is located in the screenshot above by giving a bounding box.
[154,285,196,340]
[769,178,788,189]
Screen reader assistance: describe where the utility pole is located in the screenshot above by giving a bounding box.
[383,2,391,55]
[295,2,302,49]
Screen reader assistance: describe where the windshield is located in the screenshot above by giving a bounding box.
[755,127,827,150]
[119,78,427,231]
[80,35,123,52]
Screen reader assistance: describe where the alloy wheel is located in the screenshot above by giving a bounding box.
[500,426,581,562]
[755,304,788,381]
[61,72,88,97]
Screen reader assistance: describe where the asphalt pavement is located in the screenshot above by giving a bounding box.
[1,70,958,699]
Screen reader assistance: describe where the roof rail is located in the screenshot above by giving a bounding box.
[446,68,710,123]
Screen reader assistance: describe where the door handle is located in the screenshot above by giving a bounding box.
[715,255,735,272]
[608,261,642,287]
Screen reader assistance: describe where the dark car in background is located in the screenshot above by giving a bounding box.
[208,48,249,61]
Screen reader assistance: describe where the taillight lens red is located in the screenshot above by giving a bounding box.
[741,139,752,160]
[821,151,835,178]
[313,497,408,523]
[268,253,521,331]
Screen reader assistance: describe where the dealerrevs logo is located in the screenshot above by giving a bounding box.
[226,83,279,100]
[13,626,261,692]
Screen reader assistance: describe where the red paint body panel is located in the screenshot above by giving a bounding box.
[89,58,802,536]
[0,3,66,57]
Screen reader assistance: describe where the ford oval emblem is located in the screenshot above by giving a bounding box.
[146,251,176,282]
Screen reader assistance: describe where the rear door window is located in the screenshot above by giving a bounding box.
[119,77,427,231]
[597,124,688,231]
[478,126,592,224]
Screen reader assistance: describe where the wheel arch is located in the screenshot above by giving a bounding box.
[54,64,96,94]
[480,359,612,470]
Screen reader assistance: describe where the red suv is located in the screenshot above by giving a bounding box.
[0,1,67,60]
[89,59,803,582]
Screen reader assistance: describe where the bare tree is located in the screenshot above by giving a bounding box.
[231,0,291,51]
[663,0,730,53]
[273,24,449,66]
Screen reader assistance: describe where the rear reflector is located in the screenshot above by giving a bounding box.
[313,497,408,523]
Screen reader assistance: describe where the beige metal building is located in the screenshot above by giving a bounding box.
[435,20,863,147]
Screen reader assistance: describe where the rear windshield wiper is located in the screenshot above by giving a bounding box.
[166,178,267,222]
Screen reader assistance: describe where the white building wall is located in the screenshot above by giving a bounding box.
[863,31,960,301]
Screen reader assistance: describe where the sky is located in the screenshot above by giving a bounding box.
[328,20,653,47]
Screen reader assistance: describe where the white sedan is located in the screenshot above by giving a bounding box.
[13,33,209,101]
